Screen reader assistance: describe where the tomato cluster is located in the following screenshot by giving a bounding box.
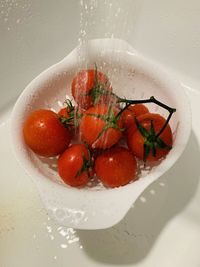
[23,68,174,188]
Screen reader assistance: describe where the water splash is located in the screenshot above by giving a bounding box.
[0,0,32,31]
[74,0,139,139]
[77,0,136,69]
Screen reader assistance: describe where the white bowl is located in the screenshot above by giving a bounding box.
[10,39,191,229]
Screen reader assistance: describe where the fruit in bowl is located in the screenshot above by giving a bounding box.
[11,39,191,229]
[22,66,176,188]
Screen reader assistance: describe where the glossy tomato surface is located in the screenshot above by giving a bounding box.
[58,107,71,118]
[128,113,173,161]
[23,109,71,157]
[95,147,137,188]
[58,144,92,187]
[71,69,112,109]
[79,105,122,149]
[121,104,149,131]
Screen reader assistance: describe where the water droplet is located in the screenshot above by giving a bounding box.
[50,234,54,240]
[46,225,52,233]
[60,243,68,249]
[4,17,8,22]
[150,189,155,195]
[59,229,68,237]
[140,196,146,203]
[33,234,36,239]
[16,18,20,24]
[68,237,79,244]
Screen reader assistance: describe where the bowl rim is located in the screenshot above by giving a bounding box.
[10,38,192,229]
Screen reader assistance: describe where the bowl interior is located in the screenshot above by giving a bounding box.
[17,49,184,191]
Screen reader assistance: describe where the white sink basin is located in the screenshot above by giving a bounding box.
[1,1,200,266]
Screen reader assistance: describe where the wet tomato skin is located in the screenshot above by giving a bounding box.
[95,147,137,188]
[127,113,173,161]
[58,107,71,118]
[121,104,149,131]
[23,109,71,157]
[58,144,91,187]
[79,105,122,149]
[71,69,112,109]
[129,104,149,117]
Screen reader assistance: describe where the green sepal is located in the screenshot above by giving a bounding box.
[156,137,172,150]
[143,143,150,162]
[151,142,157,157]
[135,117,172,161]
[149,119,155,136]
[135,117,149,138]
[75,147,93,178]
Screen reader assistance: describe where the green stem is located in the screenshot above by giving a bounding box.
[118,96,175,113]
[117,96,176,137]
[115,102,131,120]
[155,110,174,138]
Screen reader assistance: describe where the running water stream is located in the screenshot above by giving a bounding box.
[77,0,140,68]
[73,0,142,142]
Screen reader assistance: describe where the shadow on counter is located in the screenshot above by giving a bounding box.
[77,130,200,265]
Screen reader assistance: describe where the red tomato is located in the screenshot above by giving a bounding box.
[127,113,173,161]
[58,99,75,126]
[23,109,71,157]
[58,144,92,187]
[121,104,149,130]
[58,104,85,128]
[79,105,122,149]
[58,107,71,118]
[95,147,137,188]
[71,69,112,109]
[58,106,74,128]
